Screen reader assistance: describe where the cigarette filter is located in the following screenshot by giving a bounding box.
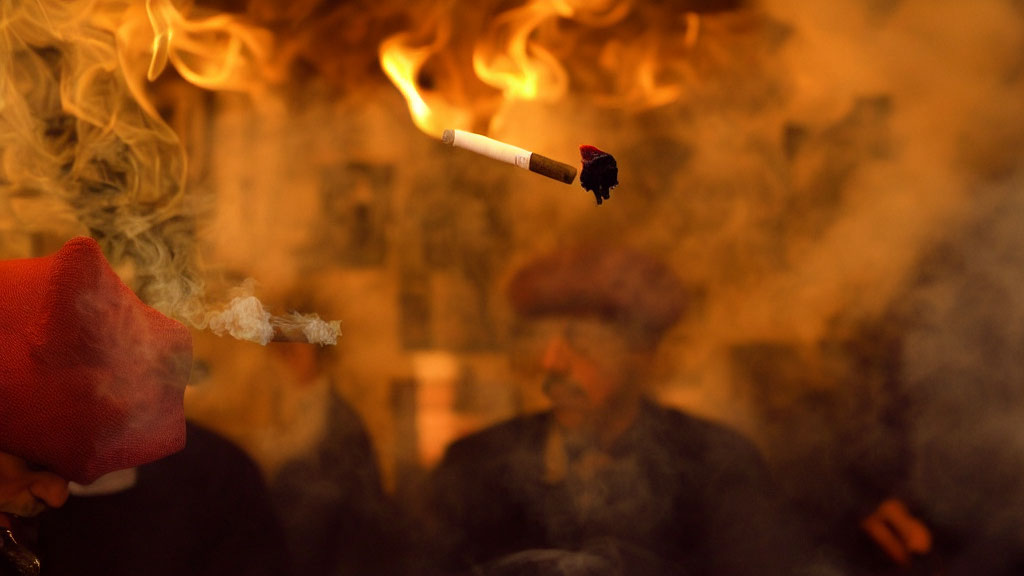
[442,129,577,185]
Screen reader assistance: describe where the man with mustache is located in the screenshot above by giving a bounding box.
[0,237,192,575]
[424,244,822,576]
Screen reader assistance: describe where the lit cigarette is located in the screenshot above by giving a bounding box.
[442,129,577,185]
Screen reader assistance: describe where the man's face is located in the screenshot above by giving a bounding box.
[511,316,645,435]
[0,452,69,528]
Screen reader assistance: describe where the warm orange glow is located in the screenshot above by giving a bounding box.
[683,11,701,48]
[378,0,581,137]
[147,0,172,82]
[378,5,477,138]
[378,33,454,135]
[591,11,704,110]
[378,1,709,137]
[141,0,274,92]
[6,1,1024,549]
[379,34,433,127]
[471,0,573,102]
[561,0,632,27]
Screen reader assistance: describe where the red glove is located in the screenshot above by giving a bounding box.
[0,237,192,484]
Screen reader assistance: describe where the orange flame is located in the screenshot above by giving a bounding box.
[379,16,473,137]
[378,0,580,137]
[378,0,710,137]
[471,0,573,102]
[140,0,275,92]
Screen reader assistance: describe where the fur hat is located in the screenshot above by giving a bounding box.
[506,245,689,348]
[0,237,192,484]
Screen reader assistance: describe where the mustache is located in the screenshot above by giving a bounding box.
[3,500,47,521]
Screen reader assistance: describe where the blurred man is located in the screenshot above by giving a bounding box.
[267,337,412,576]
[0,237,192,575]
[424,245,824,576]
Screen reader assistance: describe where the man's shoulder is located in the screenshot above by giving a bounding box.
[644,402,765,461]
[649,402,736,433]
[441,412,551,463]
[146,421,263,482]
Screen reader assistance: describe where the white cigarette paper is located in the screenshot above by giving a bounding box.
[443,129,531,168]
[442,129,577,185]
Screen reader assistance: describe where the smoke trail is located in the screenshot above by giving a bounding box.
[0,0,300,339]
[0,0,202,322]
[708,1,1024,571]
[898,170,1024,574]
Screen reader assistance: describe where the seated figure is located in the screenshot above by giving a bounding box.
[422,244,824,576]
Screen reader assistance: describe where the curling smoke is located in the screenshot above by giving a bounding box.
[1,0,200,321]
[898,172,1024,573]
[0,0,341,343]
[207,289,341,346]
[706,2,1024,570]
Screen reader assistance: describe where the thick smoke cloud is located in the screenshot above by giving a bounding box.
[0,1,204,322]
[898,174,1024,573]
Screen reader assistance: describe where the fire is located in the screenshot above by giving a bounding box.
[470,0,573,103]
[137,0,274,92]
[377,0,711,138]
[378,0,573,137]
[379,17,473,137]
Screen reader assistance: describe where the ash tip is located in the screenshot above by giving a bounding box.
[441,129,455,145]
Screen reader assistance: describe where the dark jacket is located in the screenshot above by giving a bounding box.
[35,422,288,576]
[426,400,813,576]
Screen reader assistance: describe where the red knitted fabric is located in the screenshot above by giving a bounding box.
[0,237,191,484]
